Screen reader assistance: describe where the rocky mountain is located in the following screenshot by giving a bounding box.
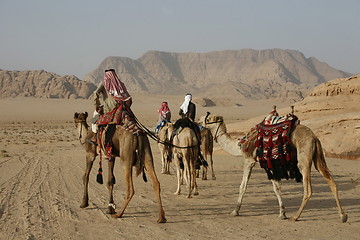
[0,70,96,99]
[84,49,350,101]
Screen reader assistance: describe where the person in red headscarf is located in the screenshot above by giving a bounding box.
[91,69,133,144]
[93,69,132,114]
[155,101,171,133]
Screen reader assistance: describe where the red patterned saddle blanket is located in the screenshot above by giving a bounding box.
[96,105,144,158]
[255,113,301,181]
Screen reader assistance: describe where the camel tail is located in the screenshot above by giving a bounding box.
[313,138,331,179]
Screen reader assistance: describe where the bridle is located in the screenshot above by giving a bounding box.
[205,119,224,142]
[75,119,87,145]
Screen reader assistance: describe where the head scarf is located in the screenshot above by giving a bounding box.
[158,102,170,115]
[180,94,192,114]
[103,69,131,101]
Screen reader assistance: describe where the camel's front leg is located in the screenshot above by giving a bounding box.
[112,162,134,218]
[231,158,256,216]
[80,152,95,208]
[106,157,116,214]
[271,179,287,219]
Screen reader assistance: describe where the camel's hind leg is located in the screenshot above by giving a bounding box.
[231,158,256,216]
[112,160,134,219]
[106,157,116,214]
[174,154,182,195]
[190,154,199,196]
[314,140,347,222]
[290,158,313,222]
[80,152,95,208]
[271,180,287,219]
[143,146,167,223]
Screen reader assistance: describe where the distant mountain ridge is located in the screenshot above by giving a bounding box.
[84,49,350,101]
[0,70,96,99]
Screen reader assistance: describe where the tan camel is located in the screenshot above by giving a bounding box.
[198,128,215,180]
[203,114,347,223]
[157,122,172,174]
[167,124,199,198]
[74,112,166,223]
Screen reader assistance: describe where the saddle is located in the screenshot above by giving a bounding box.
[255,106,302,182]
[96,105,144,158]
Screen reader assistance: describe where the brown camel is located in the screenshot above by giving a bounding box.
[203,114,347,223]
[157,122,172,174]
[74,112,166,223]
[198,128,215,180]
[167,124,199,198]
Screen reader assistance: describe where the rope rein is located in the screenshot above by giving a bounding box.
[124,107,199,149]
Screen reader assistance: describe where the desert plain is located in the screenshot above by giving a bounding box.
[0,91,360,240]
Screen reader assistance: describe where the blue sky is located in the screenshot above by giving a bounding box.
[0,0,359,79]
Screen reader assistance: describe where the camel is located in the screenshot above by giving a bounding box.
[198,128,215,180]
[202,113,347,223]
[157,122,172,174]
[167,124,199,198]
[74,112,166,223]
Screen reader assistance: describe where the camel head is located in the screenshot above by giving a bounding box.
[74,112,88,127]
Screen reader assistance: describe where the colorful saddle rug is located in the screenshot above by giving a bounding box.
[255,113,302,182]
[96,105,144,158]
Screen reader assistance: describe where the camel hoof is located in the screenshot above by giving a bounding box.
[279,215,288,220]
[341,214,348,223]
[174,191,180,195]
[157,217,167,223]
[111,213,121,218]
[186,195,192,198]
[288,217,297,222]
[193,191,199,196]
[230,210,239,216]
[212,176,216,180]
[80,203,89,208]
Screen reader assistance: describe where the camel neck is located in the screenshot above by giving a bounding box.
[77,122,89,144]
[210,122,242,156]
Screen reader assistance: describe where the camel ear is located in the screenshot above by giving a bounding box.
[84,112,88,118]
[74,112,79,119]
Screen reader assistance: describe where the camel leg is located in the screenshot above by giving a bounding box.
[184,158,192,198]
[112,161,134,218]
[202,158,208,180]
[80,152,95,208]
[174,155,182,195]
[210,153,216,180]
[231,158,256,216]
[318,167,348,223]
[160,149,166,174]
[106,157,116,214]
[271,179,287,219]
[290,163,312,222]
[191,156,199,196]
[144,149,167,223]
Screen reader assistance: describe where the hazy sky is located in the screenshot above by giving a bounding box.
[1,0,359,79]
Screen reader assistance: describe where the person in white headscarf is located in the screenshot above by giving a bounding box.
[179,93,196,121]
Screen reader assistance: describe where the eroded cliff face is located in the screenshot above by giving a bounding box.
[310,75,360,96]
[84,49,350,101]
[0,70,96,99]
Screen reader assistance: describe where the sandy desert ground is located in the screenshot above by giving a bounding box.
[0,95,359,240]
